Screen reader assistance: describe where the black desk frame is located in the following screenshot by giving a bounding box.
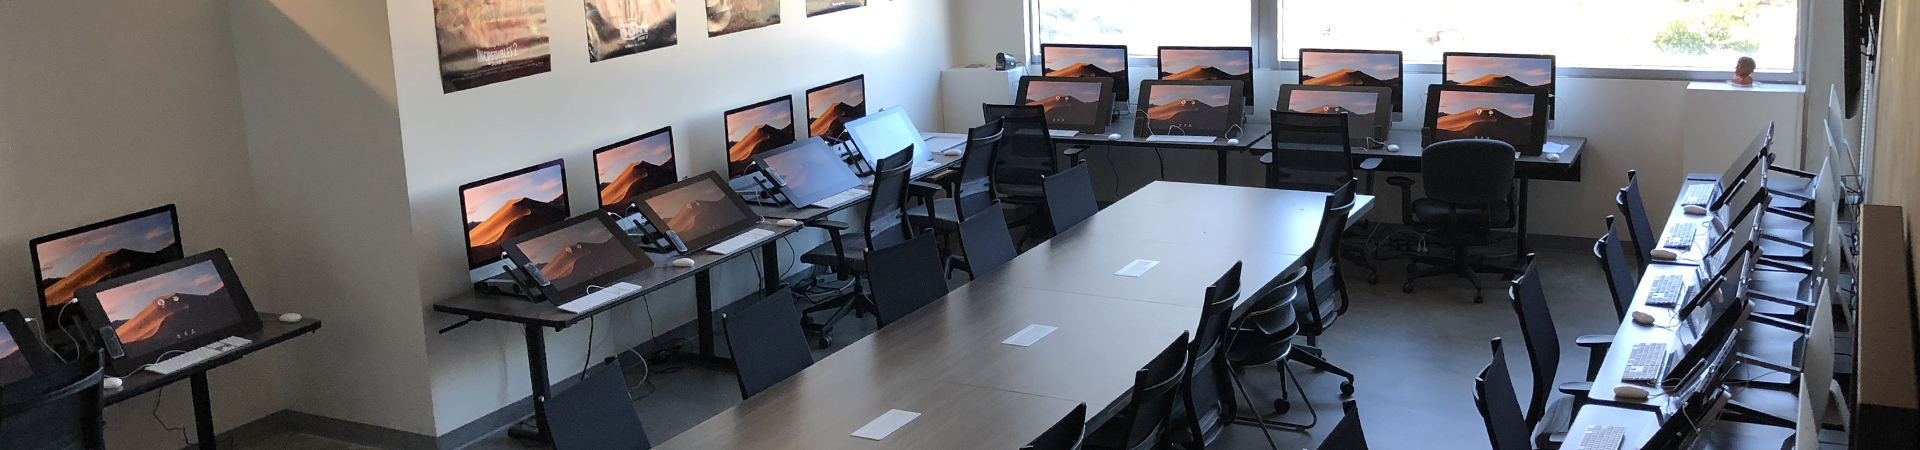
[101,313,322,450]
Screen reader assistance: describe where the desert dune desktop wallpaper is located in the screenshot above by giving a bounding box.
[513,221,636,291]
[1160,49,1251,81]
[585,0,678,62]
[647,180,750,242]
[1024,80,1106,128]
[1044,46,1129,100]
[807,0,865,17]
[464,165,569,269]
[1145,85,1235,133]
[0,329,26,385]
[597,133,677,210]
[1433,90,1538,148]
[727,100,796,176]
[434,0,552,92]
[1446,55,1554,88]
[1288,90,1382,120]
[707,0,780,37]
[36,211,181,308]
[1301,52,1402,88]
[93,261,242,359]
[808,79,867,139]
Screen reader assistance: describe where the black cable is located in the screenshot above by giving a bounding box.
[1154,148,1168,181]
[152,385,194,446]
[582,315,597,375]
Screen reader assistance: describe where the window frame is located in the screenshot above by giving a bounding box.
[1030,0,1810,84]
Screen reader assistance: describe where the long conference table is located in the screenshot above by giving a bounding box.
[656,182,1374,450]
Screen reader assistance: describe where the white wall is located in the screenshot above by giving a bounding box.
[383,0,954,435]
[0,1,289,448]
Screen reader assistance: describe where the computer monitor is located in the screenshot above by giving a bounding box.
[1158,46,1254,107]
[806,75,867,142]
[755,137,863,208]
[74,249,263,376]
[461,159,570,282]
[30,205,185,328]
[1709,124,1774,211]
[1442,52,1556,119]
[1133,80,1245,138]
[1016,76,1117,135]
[1278,85,1394,148]
[631,171,763,253]
[1041,44,1131,102]
[1298,49,1404,115]
[501,213,653,305]
[1423,85,1550,155]
[845,107,933,169]
[724,96,797,179]
[593,126,677,215]
[0,309,57,387]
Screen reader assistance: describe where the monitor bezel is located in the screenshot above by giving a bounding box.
[754,137,864,208]
[1441,52,1557,118]
[1156,46,1256,107]
[1133,80,1246,139]
[1277,84,1394,147]
[592,126,677,214]
[1040,43,1132,102]
[459,159,571,273]
[805,75,869,143]
[73,248,263,376]
[1422,84,1552,155]
[28,204,185,328]
[723,95,799,179]
[1297,48,1406,114]
[500,213,655,305]
[630,171,764,254]
[1015,76,1117,135]
[0,309,59,386]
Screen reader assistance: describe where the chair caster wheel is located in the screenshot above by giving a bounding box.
[818,335,834,349]
[1340,381,1355,396]
[1473,293,1486,303]
[1401,282,1414,294]
[1273,399,1291,414]
[1367,272,1380,285]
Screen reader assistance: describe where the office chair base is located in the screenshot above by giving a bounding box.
[1403,253,1523,303]
[1229,365,1319,431]
[799,290,875,349]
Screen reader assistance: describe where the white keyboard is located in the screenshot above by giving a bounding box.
[910,161,943,178]
[811,189,868,209]
[1047,130,1079,137]
[1144,135,1218,143]
[707,228,777,255]
[922,136,966,153]
[558,282,643,313]
[1577,425,1626,450]
[144,336,252,375]
[1680,184,1714,206]
[1621,343,1669,383]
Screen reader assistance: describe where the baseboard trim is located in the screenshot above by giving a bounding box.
[184,410,437,450]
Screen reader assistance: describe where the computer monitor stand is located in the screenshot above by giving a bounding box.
[475,264,549,302]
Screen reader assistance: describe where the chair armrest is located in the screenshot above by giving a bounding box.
[1557,381,1593,397]
[1359,158,1382,171]
[1062,145,1089,157]
[1576,334,1613,381]
[1386,176,1416,188]
[1574,334,1614,349]
[806,219,851,232]
[909,181,943,194]
[1387,176,1417,224]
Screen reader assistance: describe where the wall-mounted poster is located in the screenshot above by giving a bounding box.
[706,0,780,37]
[435,0,552,93]
[806,0,864,17]
[586,0,677,62]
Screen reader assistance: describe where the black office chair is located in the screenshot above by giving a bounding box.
[866,233,950,328]
[721,287,814,399]
[1043,162,1098,236]
[1508,255,1611,449]
[1262,112,1382,282]
[1022,403,1087,450]
[549,359,651,450]
[954,203,1018,280]
[1473,338,1536,450]
[1226,267,1319,429]
[1299,179,1359,350]
[0,354,104,450]
[799,150,914,347]
[1086,333,1188,450]
[985,104,1085,244]
[1386,139,1522,303]
[1176,262,1242,447]
[1316,400,1370,450]
[1593,216,1638,321]
[909,120,1005,267]
[1615,170,1660,276]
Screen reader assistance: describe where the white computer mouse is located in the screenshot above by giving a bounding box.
[1545,153,1562,162]
[1107,134,1122,141]
[1613,385,1651,401]
[102,377,123,391]
[1386,144,1401,153]
[278,313,303,324]
[1684,205,1710,216]
[1631,311,1656,326]
[775,219,801,227]
[1650,249,1679,261]
[943,149,962,157]
[671,258,696,268]
[1226,138,1241,146]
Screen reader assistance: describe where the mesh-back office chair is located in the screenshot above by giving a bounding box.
[721,287,814,399]
[0,354,105,450]
[1386,139,1521,303]
[955,204,1018,280]
[1043,162,1098,237]
[1616,170,1660,276]
[1317,400,1370,450]
[985,105,1085,244]
[1086,334,1188,450]
[867,234,951,327]
[1472,338,1535,450]
[1263,113,1382,282]
[1178,263,1243,447]
[1225,267,1318,429]
[1508,255,1613,449]
[798,150,914,347]
[908,120,1005,269]
[1023,403,1088,450]
[548,360,652,450]
[1299,180,1360,351]
[1593,216,1638,321]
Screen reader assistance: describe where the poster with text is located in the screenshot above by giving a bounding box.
[435,0,552,93]
[707,0,780,37]
[586,0,678,62]
[806,0,864,17]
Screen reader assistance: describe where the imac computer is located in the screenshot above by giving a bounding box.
[1423,85,1550,156]
[1041,44,1131,102]
[30,205,185,329]
[74,248,263,376]
[631,172,764,254]
[1278,85,1394,148]
[593,126,677,228]
[845,107,949,177]
[500,213,654,305]
[461,159,570,283]
[1157,46,1255,108]
[1299,49,1404,120]
[806,75,867,143]
[1133,80,1245,139]
[724,96,798,181]
[1016,76,1116,135]
[755,137,864,208]
[0,309,58,386]
[1442,52,1556,119]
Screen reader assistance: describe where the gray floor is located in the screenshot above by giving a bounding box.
[240,246,1621,450]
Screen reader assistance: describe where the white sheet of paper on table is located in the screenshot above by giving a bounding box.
[1002,324,1059,347]
[1543,142,1570,154]
[1115,259,1160,277]
[852,409,922,440]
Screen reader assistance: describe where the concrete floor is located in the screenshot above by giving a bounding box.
[240,247,1621,450]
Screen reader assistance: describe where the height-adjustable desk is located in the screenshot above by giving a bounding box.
[102,313,322,450]
[1051,115,1274,184]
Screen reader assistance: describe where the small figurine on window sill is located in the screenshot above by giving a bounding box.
[1729,57,1757,88]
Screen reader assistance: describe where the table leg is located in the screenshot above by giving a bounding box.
[761,243,780,293]
[190,373,217,450]
[1217,150,1229,185]
[506,325,554,443]
[1517,177,1531,257]
[696,271,716,360]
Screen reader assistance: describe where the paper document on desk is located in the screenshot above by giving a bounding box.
[1543,142,1570,154]
[1048,130,1079,137]
[1002,325,1058,347]
[1115,259,1160,277]
[852,409,921,440]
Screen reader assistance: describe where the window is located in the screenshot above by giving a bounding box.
[1033,0,1252,57]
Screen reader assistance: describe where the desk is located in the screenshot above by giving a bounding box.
[1052,115,1272,184]
[657,182,1371,449]
[103,313,322,450]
